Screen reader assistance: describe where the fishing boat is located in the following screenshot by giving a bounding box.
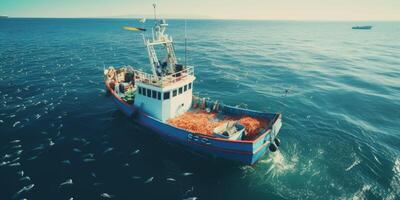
[103,6,282,165]
[352,25,372,30]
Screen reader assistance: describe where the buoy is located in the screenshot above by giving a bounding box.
[269,143,278,152]
[274,138,281,147]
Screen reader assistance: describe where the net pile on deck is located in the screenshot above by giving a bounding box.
[167,111,228,135]
[238,116,269,139]
[168,111,269,139]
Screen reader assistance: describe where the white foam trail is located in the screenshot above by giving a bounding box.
[19,176,31,181]
[182,172,194,176]
[103,147,114,154]
[11,157,20,163]
[10,140,20,144]
[182,197,198,200]
[385,157,400,200]
[17,170,24,177]
[2,153,11,159]
[61,160,71,165]
[0,161,10,166]
[73,148,82,153]
[83,158,95,162]
[8,162,21,167]
[59,179,73,187]
[261,149,297,178]
[144,177,154,183]
[100,193,114,198]
[130,149,140,155]
[351,184,371,200]
[345,157,361,171]
[27,155,38,160]
[32,144,45,151]
[373,154,382,166]
[11,144,22,149]
[166,178,176,182]
[13,121,20,127]
[184,186,194,196]
[13,184,34,198]
[82,153,94,158]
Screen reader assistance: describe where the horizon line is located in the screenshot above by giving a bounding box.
[3,16,400,22]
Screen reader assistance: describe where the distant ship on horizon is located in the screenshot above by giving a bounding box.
[0,15,9,19]
[352,25,372,30]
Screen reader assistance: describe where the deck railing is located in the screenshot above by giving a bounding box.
[133,66,194,87]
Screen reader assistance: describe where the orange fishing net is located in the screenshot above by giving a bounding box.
[167,111,269,140]
[167,111,229,135]
[238,116,269,139]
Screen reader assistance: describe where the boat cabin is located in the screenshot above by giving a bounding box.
[105,18,195,122]
[133,66,195,122]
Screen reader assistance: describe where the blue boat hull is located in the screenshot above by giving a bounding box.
[108,86,282,165]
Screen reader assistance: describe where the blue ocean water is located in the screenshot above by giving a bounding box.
[0,18,400,200]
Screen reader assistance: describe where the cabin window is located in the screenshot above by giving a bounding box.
[184,85,187,92]
[147,89,152,98]
[138,87,142,95]
[157,92,161,100]
[179,87,183,94]
[173,90,177,97]
[152,90,157,99]
[188,83,192,89]
[164,91,170,100]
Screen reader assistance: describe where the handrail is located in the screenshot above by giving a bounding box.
[133,66,194,87]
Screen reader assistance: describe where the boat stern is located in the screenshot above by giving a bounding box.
[249,113,282,164]
[271,113,282,139]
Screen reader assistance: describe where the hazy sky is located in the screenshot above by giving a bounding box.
[1,0,400,20]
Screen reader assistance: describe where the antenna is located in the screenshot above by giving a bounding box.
[152,3,156,41]
[153,3,157,22]
[184,19,187,67]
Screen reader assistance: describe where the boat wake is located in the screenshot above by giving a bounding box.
[386,157,400,200]
[350,184,372,200]
[260,148,298,178]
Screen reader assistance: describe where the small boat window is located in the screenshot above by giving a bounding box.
[173,90,177,97]
[179,87,183,94]
[138,87,142,95]
[157,92,161,100]
[184,85,187,92]
[147,89,152,97]
[152,90,157,99]
[164,91,170,100]
[188,83,192,89]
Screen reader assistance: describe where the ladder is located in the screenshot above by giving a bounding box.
[165,42,177,72]
[147,44,159,76]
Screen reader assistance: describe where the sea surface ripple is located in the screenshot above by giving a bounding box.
[0,19,399,200]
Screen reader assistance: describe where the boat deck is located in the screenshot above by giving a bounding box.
[167,109,269,140]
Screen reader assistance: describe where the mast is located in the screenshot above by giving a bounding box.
[153,3,157,22]
[185,19,187,67]
[143,4,179,78]
[152,3,156,41]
